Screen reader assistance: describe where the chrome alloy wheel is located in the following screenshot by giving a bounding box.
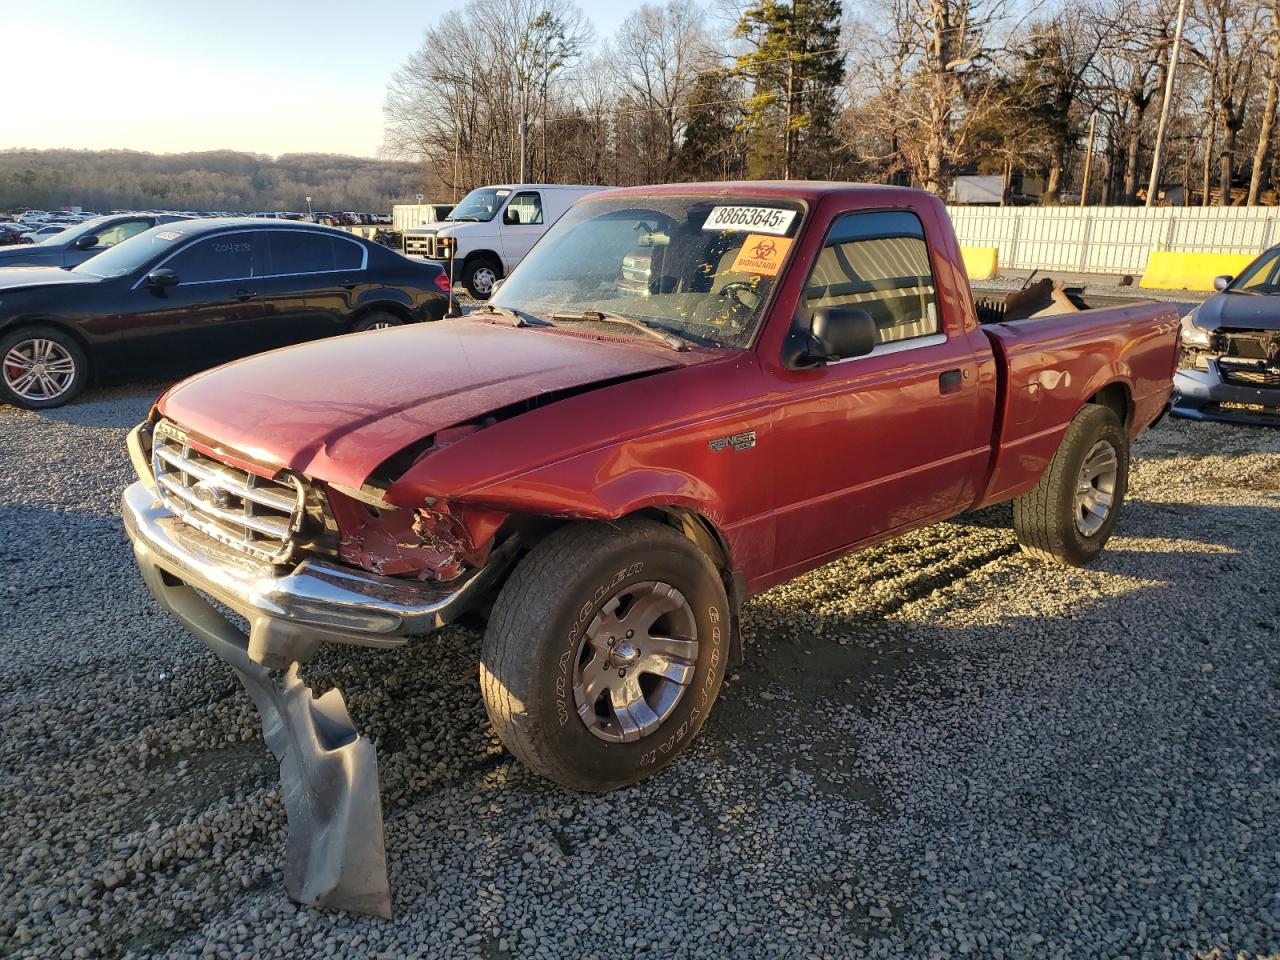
[367,320,395,330]
[3,338,77,402]
[573,581,699,743]
[1074,439,1119,536]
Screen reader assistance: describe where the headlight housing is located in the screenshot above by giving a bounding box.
[1180,310,1212,349]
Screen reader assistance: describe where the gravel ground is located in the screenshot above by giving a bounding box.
[2,381,1279,960]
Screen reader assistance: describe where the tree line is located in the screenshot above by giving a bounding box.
[0,149,422,213]
[384,0,1280,205]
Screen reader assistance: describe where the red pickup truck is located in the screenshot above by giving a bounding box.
[122,182,1179,915]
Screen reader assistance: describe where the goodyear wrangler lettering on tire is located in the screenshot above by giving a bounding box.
[481,519,729,792]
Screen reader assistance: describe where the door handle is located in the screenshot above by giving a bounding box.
[939,369,964,394]
[233,289,256,301]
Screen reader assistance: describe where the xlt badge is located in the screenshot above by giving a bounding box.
[709,431,756,452]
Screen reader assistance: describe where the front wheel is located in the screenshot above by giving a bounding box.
[0,325,88,409]
[462,257,500,300]
[1012,404,1129,566]
[481,518,730,792]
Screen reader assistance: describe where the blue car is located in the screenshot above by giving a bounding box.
[0,213,188,269]
[1173,247,1280,426]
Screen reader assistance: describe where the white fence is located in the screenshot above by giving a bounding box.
[944,205,1278,275]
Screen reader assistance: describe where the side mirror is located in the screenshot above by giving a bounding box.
[74,234,99,251]
[146,268,180,289]
[503,208,520,225]
[809,306,877,362]
[1212,275,1233,291]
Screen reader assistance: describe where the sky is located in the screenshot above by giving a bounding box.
[2,0,638,158]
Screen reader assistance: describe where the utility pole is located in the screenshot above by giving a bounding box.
[1080,112,1097,207]
[1146,0,1188,208]
[518,79,529,183]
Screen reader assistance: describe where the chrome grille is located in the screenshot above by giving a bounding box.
[151,420,305,562]
[1219,362,1280,389]
[403,233,440,259]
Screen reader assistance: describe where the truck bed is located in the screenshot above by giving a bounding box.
[975,299,1181,507]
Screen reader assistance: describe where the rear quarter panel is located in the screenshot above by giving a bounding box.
[977,302,1180,506]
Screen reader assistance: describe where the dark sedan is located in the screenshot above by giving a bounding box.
[1174,248,1280,426]
[0,213,188,268]
[0,219,453,408]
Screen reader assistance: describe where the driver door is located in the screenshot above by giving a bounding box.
[498,191,544,272]
[770,209,987,573]
[110,233,267,371]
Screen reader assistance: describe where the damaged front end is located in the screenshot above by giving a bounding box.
[1174,321,1280,426]
[122,416,517,917]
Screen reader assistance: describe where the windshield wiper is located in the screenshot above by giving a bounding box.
[549,309,690,351]
[473,304,547,327]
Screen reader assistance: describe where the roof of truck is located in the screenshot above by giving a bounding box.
[592,181,930,203]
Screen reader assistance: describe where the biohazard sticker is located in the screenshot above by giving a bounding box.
[731,234,794,276]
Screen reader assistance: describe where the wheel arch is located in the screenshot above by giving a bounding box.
[1085,380,1133,430]
[0,316,96,379]
[349,300,414,328]
[463,249,503,276]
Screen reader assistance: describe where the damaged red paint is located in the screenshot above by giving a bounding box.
[326,486,506,582]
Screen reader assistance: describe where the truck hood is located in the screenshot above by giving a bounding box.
[158,318,703,489]
[0,266,96,291]
[1192,291,1280,332]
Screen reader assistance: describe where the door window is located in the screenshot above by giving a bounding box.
[268,231,338,274]
[332,237,364,270]
[92,219,150,249]
[503,192,543,226]
[803,211,940,344]
[166,234,260,283]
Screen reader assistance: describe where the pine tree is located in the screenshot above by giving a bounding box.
[734,0,846,179]
[677,69,747,181]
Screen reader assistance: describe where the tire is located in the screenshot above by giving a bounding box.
[0,325,89,410]
[462,256,501,300]
[1012,404,1129,566]
[350,311,403,333]
[481,517,730,792]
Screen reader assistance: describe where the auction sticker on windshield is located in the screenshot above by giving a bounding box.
[731,234,794,276]
[703,206,797,235]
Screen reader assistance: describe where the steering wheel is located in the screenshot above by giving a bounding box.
[717,280,760,312]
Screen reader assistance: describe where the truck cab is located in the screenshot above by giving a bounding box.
[402,183,609,298]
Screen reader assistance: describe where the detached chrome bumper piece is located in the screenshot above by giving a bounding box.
[122,480,505,918]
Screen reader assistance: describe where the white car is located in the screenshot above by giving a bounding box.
[401,184,609,298]
[18,210,50,224]
[26,224,68,242]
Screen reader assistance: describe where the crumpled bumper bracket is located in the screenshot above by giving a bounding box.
[135,559,393,918]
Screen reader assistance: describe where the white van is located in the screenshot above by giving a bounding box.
[402,183,609,298]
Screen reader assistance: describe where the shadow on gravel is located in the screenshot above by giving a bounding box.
[19,381,170,429]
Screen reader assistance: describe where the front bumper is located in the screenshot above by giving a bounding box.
[123,478,514,918]
[1172,365,1280,428]
[122,480,502,666]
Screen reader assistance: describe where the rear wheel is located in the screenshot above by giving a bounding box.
[1012,404,1129,566]
[0,325,88,409]
[350,311,402,333]
[462,256,501,300]
[481,518,730,792]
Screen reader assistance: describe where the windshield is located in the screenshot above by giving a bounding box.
[35,218,103,246]
[489,195,805,349]
[72,225,188,279]
[1229,249,1280,293]
[446,187,510,223]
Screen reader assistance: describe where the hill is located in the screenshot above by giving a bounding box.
[0,149,424,213]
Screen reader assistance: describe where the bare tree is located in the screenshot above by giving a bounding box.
[611,0,711,182]
[1249,0,1280,203]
